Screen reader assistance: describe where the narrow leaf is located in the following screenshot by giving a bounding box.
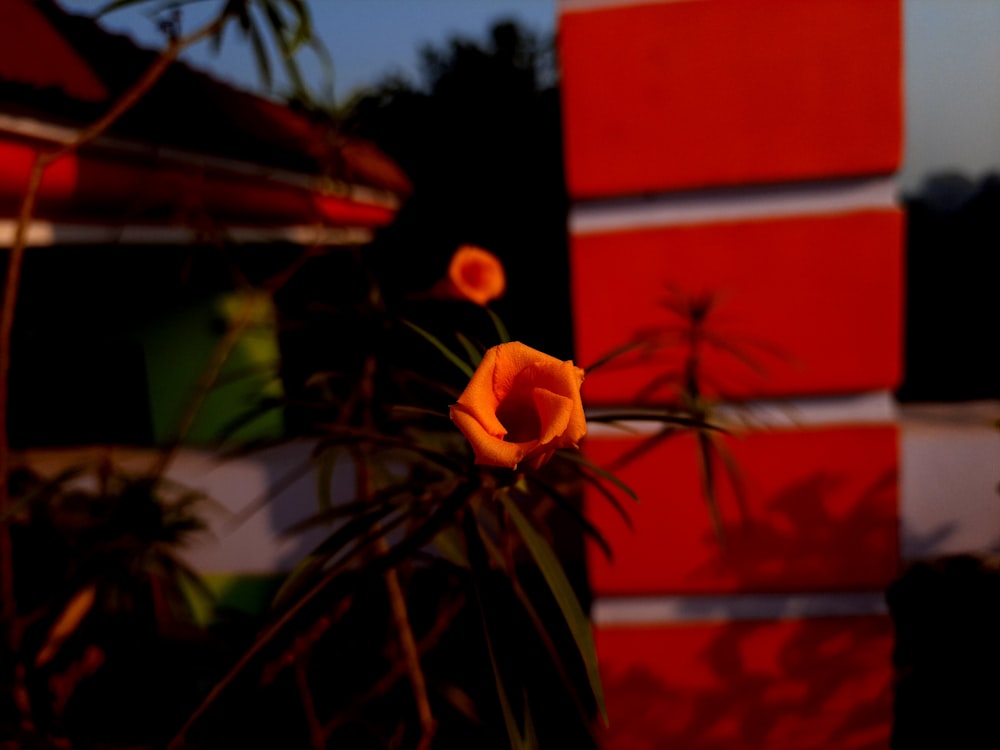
[455,331,484,367]
[524,475,613,561]
[386,404,451,421]
[585,410,728,435]
[401,319,475,379]
[577,471,633,530]
[521,689,539,749]
[98,0,154,15]
[582,338,652,374]
[270,553,327,611]
[462,512,526,750]
[36,585,98,667]
[696,431,725,544]
[245,15,274,89]
[708,432,750,527]
[604,424,684,471]
[487,307,511,343]
[555,450,638,502]
[429,525,470,568]
[498,496,607,725]
[484,521,603,735]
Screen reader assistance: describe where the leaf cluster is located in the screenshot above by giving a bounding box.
[99,0,332,103]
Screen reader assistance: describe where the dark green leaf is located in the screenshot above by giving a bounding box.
[456,331,484,367]
[576,470,633,530]
[98,0,156,16]
[401,319,476,379]
[498,495,607,725]
[386,404,451,421]
[314,426,465,472]
[245,14,273,89]
[476,506,603,737]
[487,307,511,344]
[462,511,527,750]
[555,449,638,502]
[260,0,309,98]
[601,423,684,471]
[523,475,613,561]
[270,553,327,611]
[583,338,652,374]
[521,689,539,749]
[429,525,470,568]
[708,432,749,527]
[585,410,729,435]
[696,431,725,544]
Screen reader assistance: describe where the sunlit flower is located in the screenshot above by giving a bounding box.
[450,342,586,470]
[433,245,506,306]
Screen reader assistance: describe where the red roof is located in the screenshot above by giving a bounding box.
[0,0,410,233]
[0,0,107,102]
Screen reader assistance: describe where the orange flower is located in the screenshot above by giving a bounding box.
[433,245,506,306]
[450,342,587,470]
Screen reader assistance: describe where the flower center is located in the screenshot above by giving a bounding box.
[495,384,541,443]
[459,260,488,289]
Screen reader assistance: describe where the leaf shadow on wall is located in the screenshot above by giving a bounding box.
[689,469,900,592]
[595,614,895,750]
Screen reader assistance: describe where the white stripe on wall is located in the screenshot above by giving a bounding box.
[592,591,890,625]
[0,221,373,248]
[569,177,898,235]
[585,390,898,436]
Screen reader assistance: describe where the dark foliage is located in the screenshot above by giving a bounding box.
[888,554,1000,748]
[899,173,1000,401]
[338,20,572,360]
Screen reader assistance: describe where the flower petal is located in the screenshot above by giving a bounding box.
[454,346,506,438]
[448,245,506,306]
[450,341,588,470]
[450,404,534,468]
[532,387,574,447]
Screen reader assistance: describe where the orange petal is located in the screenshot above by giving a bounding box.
[531,387,574,447]
[448,245,506,306]
[450,341,588,470]
[454,346,506,438]
[450,404,534,468]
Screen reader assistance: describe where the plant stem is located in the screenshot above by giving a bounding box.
[356,354,436,749]
[295,660,327,750]
[384,559,437,750]
[0,158,41,625]
[0,8,224,640]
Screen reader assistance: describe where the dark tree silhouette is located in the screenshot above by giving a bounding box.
[899,173,1000,402]
[342,20,573,360]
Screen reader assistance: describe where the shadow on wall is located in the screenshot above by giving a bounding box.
[596,615,895,750]
[690,469,900,592]
[585,427,900,596]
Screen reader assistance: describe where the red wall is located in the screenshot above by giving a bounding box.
[559,1,904,745]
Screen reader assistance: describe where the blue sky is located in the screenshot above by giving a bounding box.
[61,0,557,101]
[903,0,1000,191]
[59,0,1000,192]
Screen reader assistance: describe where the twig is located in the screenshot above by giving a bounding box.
[383,561,437,750]
[322,595,465,739]
[165,488,468,750]
[355,355,437,750]
[295,660,327,750]
[0,159,41,624]
[0,3,224,646]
